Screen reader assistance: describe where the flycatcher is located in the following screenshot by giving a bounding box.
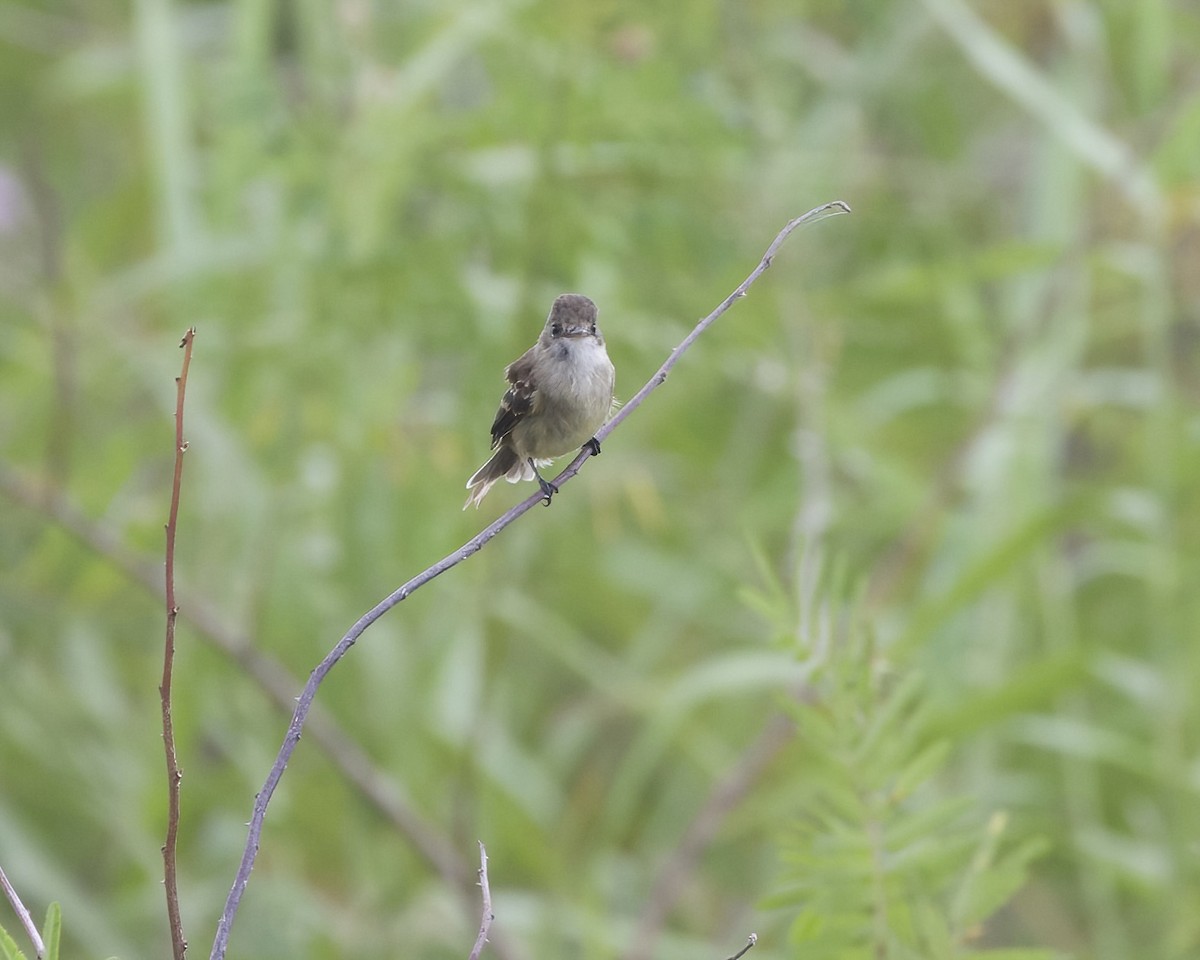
[465,293,616,509]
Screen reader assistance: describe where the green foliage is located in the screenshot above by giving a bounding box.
[3,1,1200,959]
[769,649,1051,958]
[0,922,24,960]
[41,903,60,960]
[0,901,62,960]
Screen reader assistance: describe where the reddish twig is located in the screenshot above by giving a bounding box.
[0,464,523,960]
[0,863,45,959]
[209,201,850,960]
[161,327,196,960]
[467,842,494,960]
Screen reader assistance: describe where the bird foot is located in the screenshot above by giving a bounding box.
[529,458,558,505]
[584,437,602,456]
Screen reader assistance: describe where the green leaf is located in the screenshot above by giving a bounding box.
[0,922,29,960]
[955,826,1050,931]
[893,506,1080,656]
[891,738,951,800]
[42,903,61,960]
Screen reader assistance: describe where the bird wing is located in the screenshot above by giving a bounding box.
[488,347,538,448]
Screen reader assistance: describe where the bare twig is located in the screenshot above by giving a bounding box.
[0,863,45,959]
[624,715,794,960]
[554,201,851,489]
[724,933,757,960]
[209,201,850,960]
[161,327,195,960]
[0,468,525,950]
[468,842,494,960]
[0,466,467,883]
[0,464,524,958]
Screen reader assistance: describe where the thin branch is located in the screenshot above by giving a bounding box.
[724,934,757,960]
[0,863,45,959]
[467,842,494,960]
[209,201,850,960]
[161,327,195,960]
[554,201,851,489]
[0,466,467,882]
[0,465,524,958]
[623,715,794,960]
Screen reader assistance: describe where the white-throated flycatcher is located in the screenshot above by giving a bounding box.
[464,293,616,508]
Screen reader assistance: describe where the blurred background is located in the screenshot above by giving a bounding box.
[2,1,1198,958]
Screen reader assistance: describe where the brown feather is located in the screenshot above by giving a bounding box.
[488,347,538,448]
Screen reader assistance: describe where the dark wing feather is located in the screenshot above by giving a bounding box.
[488,347,538,448]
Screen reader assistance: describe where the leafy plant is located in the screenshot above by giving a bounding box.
[770,652,1052,959]
[0,902,63,960]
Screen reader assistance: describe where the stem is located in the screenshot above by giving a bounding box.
[162,327,195,960]
[209,202,850,960]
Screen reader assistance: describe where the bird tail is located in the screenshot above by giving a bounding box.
[463,447,535,509]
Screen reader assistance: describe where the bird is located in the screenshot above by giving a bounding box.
[464,293,616,509]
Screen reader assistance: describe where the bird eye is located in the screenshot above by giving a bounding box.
[590,323,597,335]
[551,322,562,336]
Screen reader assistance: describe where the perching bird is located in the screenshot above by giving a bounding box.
[465,294,616,509]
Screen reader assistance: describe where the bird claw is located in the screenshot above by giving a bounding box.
[538,477,558,505]
[584,437,602,456]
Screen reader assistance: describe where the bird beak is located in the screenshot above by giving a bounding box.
[559,323,594,338]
